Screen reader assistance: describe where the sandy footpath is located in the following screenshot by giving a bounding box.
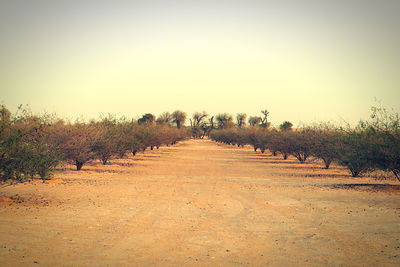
[0,139,399,266]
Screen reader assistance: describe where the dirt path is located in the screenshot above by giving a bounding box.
[0,139,399,266]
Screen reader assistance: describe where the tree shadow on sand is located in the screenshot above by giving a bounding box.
[327,183,400,192]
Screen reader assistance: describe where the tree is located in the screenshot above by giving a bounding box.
[138,113,155,125]
[172,110,186,129]
[309,128,339,169]
[376,130,400,182]
[236,113,247,128]
[359,106,400,182]
[243,127,260,152]
[156,112,172,125]
[190,111,208,138]
[199,116,215,138]
[113,120,134,158]
[91,116,120,165]
[248,116,261,127]
[215,113,234,129]
[209,116,214,131]
[286,130,313,163]
[256,131,268,153]
[260,109,270,128]
[335,130,375,177]
[199,122,210,138]
[192,111,208,127]
[50,122,98,171]
[1,106,61,181]
[279,121,293,131]
[268,131,291,159]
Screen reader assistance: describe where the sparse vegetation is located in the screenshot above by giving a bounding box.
[210,107,400,180]
[1,104,399,182]
[0,105,189,181]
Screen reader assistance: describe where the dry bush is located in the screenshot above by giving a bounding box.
[215,113,234,129]
[91,117,121,165]
[309,128,340,169]
[49,122,98,171]
[267,130,291,159]
[210,106,400,181]
[1,105,190,179]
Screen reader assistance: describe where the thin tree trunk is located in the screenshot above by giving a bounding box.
[75,160,84,171]
[393,170,400,183]
[323,158,331,169]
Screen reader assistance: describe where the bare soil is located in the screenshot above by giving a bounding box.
[0,139,399,266]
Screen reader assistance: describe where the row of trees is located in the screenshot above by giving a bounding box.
[0,106,188,182]
[185,110,273,139]
[211,107,400,181]
[132,109,275,139]
[2,105,398,182]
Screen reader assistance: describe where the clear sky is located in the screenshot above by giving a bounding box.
[0,0,399,126]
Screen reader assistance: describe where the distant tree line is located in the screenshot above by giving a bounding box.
[186,109,273,139]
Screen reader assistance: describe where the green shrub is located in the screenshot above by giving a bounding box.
[335,130,375,177]
[0,106,60,181]
[310,129,340,169]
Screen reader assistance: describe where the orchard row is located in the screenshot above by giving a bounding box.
[0,106,188,181]
[210,107,400,181]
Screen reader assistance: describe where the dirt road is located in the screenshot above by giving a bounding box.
[0,139,399,266]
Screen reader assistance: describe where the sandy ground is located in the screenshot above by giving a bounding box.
[0,139,399,266]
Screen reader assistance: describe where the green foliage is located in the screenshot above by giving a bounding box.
[335,130,375,177]
[0,105,61,181]
[279,121,293,131]
[210,108,400,180]
[375,130,400,181]
[286,130,313,163]
[138,113,155,125]
[309,129,339,169]
[358,106,400,181]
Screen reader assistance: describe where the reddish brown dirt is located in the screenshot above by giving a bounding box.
[0,139,399,266]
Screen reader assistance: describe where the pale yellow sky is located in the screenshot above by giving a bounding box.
[1,0,399,125]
